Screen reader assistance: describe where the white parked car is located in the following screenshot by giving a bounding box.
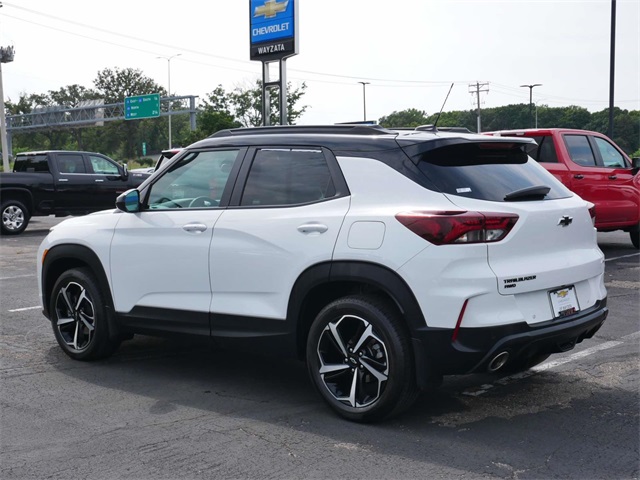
[37,125,608,422]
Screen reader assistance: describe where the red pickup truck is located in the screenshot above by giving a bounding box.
[488,128,640,249]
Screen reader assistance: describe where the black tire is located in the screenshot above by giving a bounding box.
[630,229,639,249]
[49,268,120,361]
[502,352,551,374]
[306,295,419,422]
[1,199,30,235]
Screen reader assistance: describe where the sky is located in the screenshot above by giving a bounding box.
[0,0,639,126]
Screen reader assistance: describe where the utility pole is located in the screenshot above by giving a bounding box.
[608,0,616,138]
[358,81,370,122]
[520,84,542,128]
[468,82,489,132]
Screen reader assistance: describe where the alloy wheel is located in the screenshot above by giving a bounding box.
[54,281,96,352]
[316,314,389,408]
[2,205,25,232]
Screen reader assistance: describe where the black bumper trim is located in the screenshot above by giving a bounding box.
[411,298,608,378]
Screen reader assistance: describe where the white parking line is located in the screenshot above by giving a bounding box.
[605,252,640,262]
[0,274,36,280]
[7,306,41,312]
[462,332,637,397]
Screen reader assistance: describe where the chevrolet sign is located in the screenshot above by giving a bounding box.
[250,0,299,61]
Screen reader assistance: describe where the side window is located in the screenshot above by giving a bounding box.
[240,148,336,207]
[88,155,120,175]
[13,154,49,172]
[593,137,628,168]
[536,136,559,163]
[57,153,87,174]
[564,135,597,167]
[147,149,241,209]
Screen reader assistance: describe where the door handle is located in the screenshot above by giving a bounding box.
[608,175,617,180]
[297,223,328,234]
[183,223,207,233]
[573,174,584,180]
[94,179,104,183]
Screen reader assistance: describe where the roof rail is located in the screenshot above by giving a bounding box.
[210,124,395,138]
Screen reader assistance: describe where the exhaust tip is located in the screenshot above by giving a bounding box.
[488,351,510,372]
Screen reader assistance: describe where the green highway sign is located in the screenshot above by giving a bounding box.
[124,94,160,120]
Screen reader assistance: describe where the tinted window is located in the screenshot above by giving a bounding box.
[147,149,241,209]
[241,149,336,207]
[593,137,628,168]
[564,135,597,167]
[57,153,87,174]
[416,143,570,202]
[13,154,49,173]
[89,155,119,175]
[536,136,559,163]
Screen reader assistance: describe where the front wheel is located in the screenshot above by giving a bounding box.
[1,199,30,235]
[50,268,120,360]
[630,229,639,249]
[306,295,418,422]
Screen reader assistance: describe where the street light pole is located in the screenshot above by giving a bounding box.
[0,44,15,173]
[157,53,181,148]
[520,84,542,128]
[358,81,370,122]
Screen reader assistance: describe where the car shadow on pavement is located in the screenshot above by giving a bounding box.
[44,333,639,480]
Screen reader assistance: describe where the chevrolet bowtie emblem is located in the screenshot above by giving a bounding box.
[254,0,289,18]
[558,215,573,227]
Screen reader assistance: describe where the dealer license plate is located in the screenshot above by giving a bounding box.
[549,286,580,318]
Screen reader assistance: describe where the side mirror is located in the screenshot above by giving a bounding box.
[632,157,640,175]
[121,163,129,180]
[116,189,140,213]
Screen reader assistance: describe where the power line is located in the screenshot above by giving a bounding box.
[1,2,478,86]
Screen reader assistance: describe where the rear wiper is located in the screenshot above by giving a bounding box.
[504,185,551,201]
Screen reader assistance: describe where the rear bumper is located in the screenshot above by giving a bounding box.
[411,298,608,382]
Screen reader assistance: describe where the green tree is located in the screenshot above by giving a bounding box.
[378,108,429,128]
[229,80,308,127]
[93,67,166,158]
[47,84,102,150]
[181,86,242,144]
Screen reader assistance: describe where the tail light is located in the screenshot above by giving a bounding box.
[395,210,518,245]
[588,205,596,226]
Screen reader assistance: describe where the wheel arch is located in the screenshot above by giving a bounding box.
[42,244,118,338]
[1,188,35,213]
[288,260,426,360]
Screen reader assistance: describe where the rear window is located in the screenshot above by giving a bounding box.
[415,143,571,202]
[13,154,49,173]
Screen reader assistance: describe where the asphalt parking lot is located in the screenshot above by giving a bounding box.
[1,216,638,480]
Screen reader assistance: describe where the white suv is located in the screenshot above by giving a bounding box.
[37,125,608,422]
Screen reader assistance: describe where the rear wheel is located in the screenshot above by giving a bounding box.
[306,295,419,422]
[50,268,120,360]
[1,199,30,235]
[630,229,639,249]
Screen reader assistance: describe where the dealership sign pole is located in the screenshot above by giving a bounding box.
[249,0,299,126]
